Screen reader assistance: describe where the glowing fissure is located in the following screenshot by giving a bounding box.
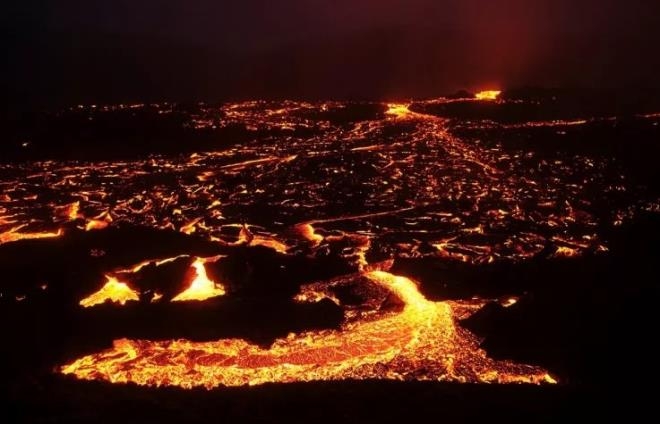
[62,271,554,388]
[126,255,190,274]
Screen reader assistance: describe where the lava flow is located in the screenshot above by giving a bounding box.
[2,98,654,265]
[79,256,227,306]
[2,97,657,392]
[0,226,63,244]
[171,257,226,302]
[61,270,554,388]
[79,276,139,308]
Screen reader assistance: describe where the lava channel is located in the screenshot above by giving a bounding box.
[61,271,555,389]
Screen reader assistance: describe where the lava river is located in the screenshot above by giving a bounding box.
[61,270,554,389]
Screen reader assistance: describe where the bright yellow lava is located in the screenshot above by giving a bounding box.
[79,276,140,308]
[0,227,63,244]
[62,271,555,388]
[475,90,502,101]
[171,258,226,302]
[385,103,413,119]
[85,219,109,231]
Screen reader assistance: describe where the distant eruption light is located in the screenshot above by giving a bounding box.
[386,103,413,119]
[475,90,502,101]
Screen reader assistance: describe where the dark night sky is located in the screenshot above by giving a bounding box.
[4,0,660,105]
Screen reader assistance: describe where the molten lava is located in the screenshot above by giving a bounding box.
[171,257,226,302]
[236,225,289,254]
[65,201,80,221]
[475,90,502,101]
[293,223,324,247]
[4,97,655,389]
[0,98,644,265]
[83,211,113,231]
[0,227,63,244]
[385,103,413,119]
[85,220,109,231]
[62,271,555,388]
[79,276,140,308]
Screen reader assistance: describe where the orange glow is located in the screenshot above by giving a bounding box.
[66,201,81,221]
[171,257,226,302]
[84,211,113,231]
[3,98,642,390]
[501,297,519,308]
[77,255,225,307]
[0,227,63,244]
[237,225,252,244]
[475,90,501,101]
[62,271,555,388]
[293,223,323,247]
[85,219,109,231]
[233,225,289,253]
[54,202,80,222]
[126,255,190,274]
[0,99,620,263]
[503,119,588,129]
[249,235,289,254]
[180,218,201,235]
[552,246,579,258]
[79,275,140,308]
[385,103,413,119]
